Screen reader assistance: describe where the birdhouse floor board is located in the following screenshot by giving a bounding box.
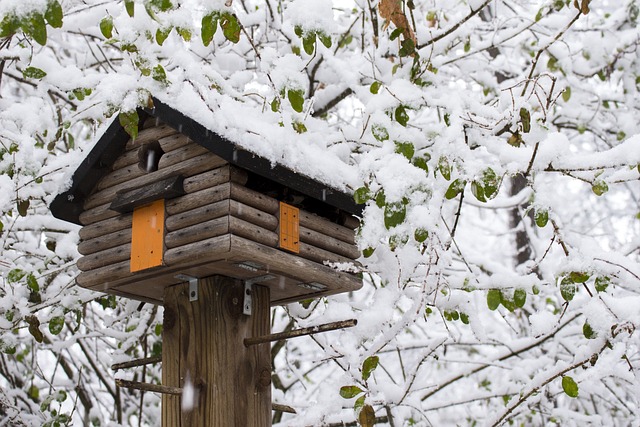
[125,124,178,150]
[76,234,361,305]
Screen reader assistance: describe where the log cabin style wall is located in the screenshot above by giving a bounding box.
[69,116,362,306]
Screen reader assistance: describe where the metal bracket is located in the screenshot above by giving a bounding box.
[175,274,198,302]
[243,275,275,316]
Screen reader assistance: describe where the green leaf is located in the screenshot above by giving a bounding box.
[156,26,172,45]
[354,395,366,413]
[535,209,549,227]
[371,124,389,142]
[152,64,167,83]
[568,271,590,283]
[583,322,596,339]
[519,108,531,133]
[354,187,371,204]
[412,155,429,173]
[176,27,192,41]
[394,141,414,160]
[27,274,39,292]
[562,86,571,102]
[100,17,113,39]
[445,179,465,200]
[562,376,579,398]
[482,168,499,199]
[302,34,315,55]
[370,81,381,94]
[560,277,576,301]
[470,181,486,202]
[119,110,139,140]
[591,180,608,196]
[414,228,428,243]
[48,316,64,335]
[287,89,305,113]
[438,157,451,180]
[514,288,526,308]
[201,13,217,46]
[395,106,409,127]
[363,247,375,258]
[294,26,303,37]
[399,38,415,57]
[318,32,331,48]
[384,202,406,229]
[125,0,135,17]
[221,13,241,43]
[7,269,25,283]
[358,404,376,427]
[22,67,47,79]
[595,276,610,293]
[270,97,280,112]
[375,190,386,208]
[460,312,469,324]
[292,121,307,133]
[17,199,30,216]
[389,28,403,41]
[0,15,21,38]
[487,289,501,311]
[339,385,364,399]
[45,1,63,28]
[362,356,379,381]
[25,13,48,46]
[28,385,39,401]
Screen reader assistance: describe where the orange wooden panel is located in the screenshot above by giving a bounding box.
[279,202,300,253]
[130,199,165,272]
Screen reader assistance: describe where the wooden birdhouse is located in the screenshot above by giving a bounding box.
[50,98,363,306]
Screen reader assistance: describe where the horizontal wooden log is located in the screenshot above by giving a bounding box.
[78,215,132,241]
[298,242,355,266]
[165,199,229,232]
[85,152,226,211]
[299,211,355,245]
[76,243,131,271]
[126,124,177,150]
[299,225,360,259]
[78,227,131,255]
[230,183,279,214]
[157,142,211,170]
[112,134,191,171]
[165,183,231,216]
[165,216,229,249]
[229,217,278,248]
[182,165,247,193]
[342,215,360,230]
[158,133,190,152]
[79,203,119,225]
[110,175,185,213]
[164,234,231,267]
[230,200,278,231]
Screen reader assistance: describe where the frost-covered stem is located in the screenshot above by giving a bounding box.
[421,314,580,402]
[446,190,464,250]
[76,338,117,399]
[312,88,354,117]
[550,219,570,257]
[490,341,609,427]
[417,0,492,49]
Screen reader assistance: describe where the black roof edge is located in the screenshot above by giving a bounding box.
[51,98,363,225]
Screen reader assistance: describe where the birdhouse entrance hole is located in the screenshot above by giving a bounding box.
[137,141,164,173]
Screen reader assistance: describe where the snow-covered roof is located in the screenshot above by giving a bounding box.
[50,97,362,224]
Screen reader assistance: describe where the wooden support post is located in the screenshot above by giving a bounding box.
[162,276,271,426]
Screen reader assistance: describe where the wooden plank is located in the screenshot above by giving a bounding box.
[162,278,271,426]
[299,225,360,259]
[125,124,177,150]
[230,200,278,231]
[229,217,279,248]
[165,216,229,249]
[76,243,131,271]
[164,234,232,266]
[165,199,230,232]
[157,143,211,170]
[165,183,231,216]
[78,228,131,255]
[78,214,132,240]
[110,175,185,213]
[85,152,226,210]
[230,183,279,214]
[130,199,165,272]
[299,210,356,245]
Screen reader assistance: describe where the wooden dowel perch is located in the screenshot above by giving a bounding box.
[111,356,162,371]
[115,379,183,395]
[244,319,357,347]
[272,403,296,414]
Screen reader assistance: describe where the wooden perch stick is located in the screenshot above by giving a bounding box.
[111,356,162,371]
[244,319,357,346]
[115,379,183,395]
[272,403,296,414]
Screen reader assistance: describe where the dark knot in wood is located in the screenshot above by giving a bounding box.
[257,368,271,389]
[163,307,176,331]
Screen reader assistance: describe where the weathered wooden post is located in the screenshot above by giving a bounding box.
[51,98,363,425]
